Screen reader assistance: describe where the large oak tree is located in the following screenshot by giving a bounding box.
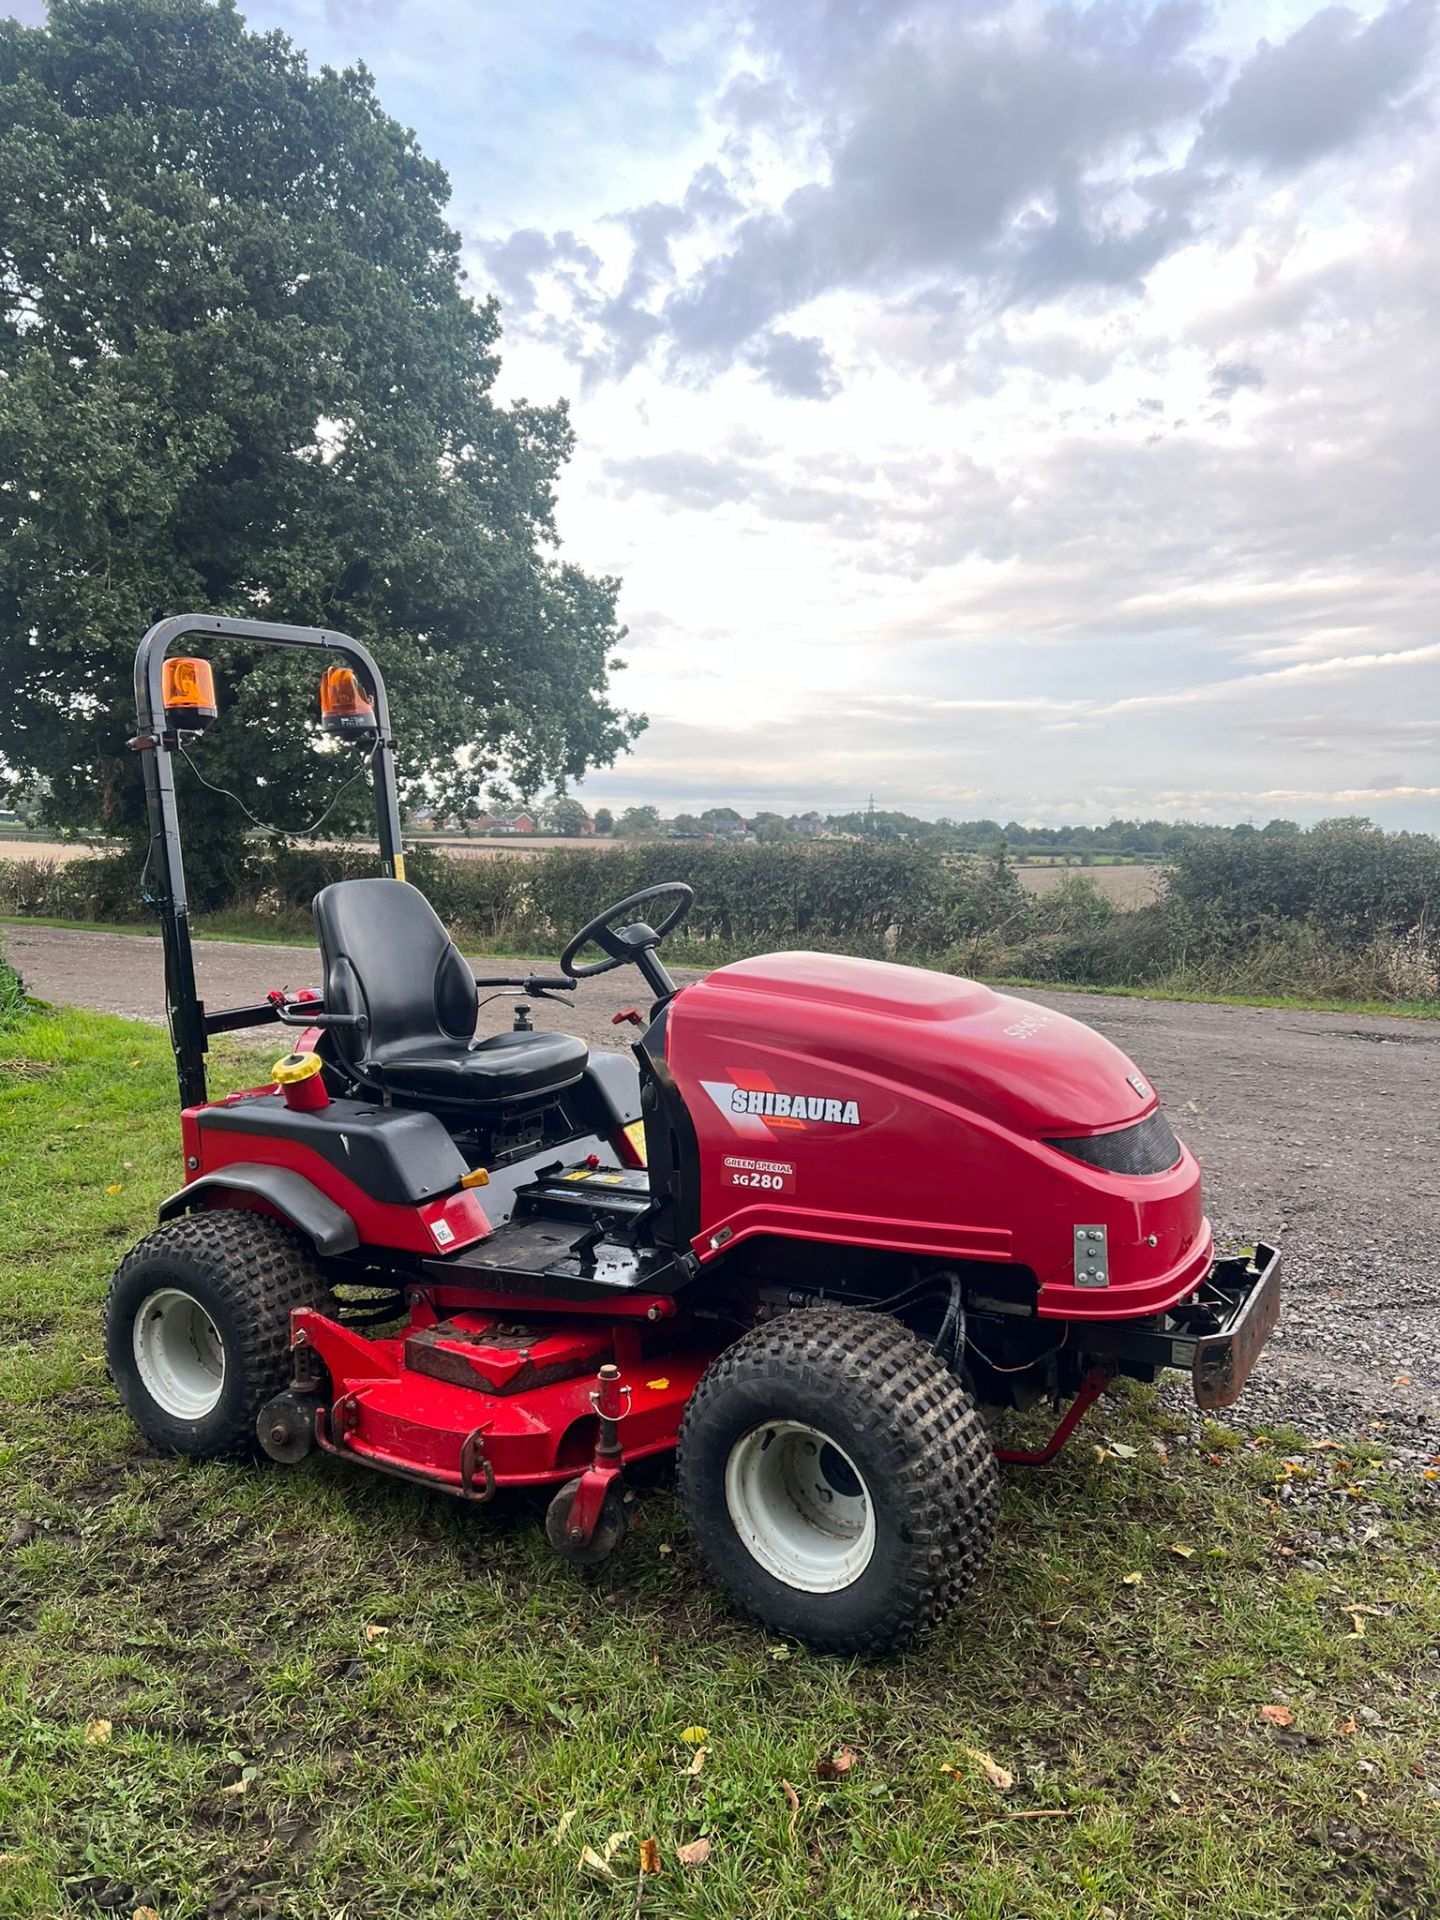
[0,0,641,896]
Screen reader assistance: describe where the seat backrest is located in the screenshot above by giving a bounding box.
[313,879,476,1074]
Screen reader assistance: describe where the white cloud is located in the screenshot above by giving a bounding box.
[226,0,1440,827]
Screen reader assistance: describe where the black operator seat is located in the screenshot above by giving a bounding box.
[312,879,588,1105]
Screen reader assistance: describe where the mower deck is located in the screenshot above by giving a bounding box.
[291,1303,720,1496]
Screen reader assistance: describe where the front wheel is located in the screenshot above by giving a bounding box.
[105,1212,331,1461]
[677,1309,998,1654]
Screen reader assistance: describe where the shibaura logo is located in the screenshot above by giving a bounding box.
[699,1070,860,1138]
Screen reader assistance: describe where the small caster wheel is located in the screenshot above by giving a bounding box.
[257,1388,325,1463]
[545,1477,627,1567]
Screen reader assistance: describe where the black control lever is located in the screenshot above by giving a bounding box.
[472,973,579,994]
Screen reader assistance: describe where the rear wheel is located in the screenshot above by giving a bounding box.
[677,1308,998,1654]
[106,1212,330,1461]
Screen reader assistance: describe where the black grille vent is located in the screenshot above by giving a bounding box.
[1046,1109,1182,1176]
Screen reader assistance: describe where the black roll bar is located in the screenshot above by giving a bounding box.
[132,614,406,1109]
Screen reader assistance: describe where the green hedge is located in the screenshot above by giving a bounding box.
[0,841,1025,960]
[1,820,1436,1005]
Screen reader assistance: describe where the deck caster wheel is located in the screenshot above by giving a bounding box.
[545,1477,627,1567]
[257,1388,325,1464]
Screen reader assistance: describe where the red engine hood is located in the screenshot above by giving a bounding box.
[684,952,1153,1137]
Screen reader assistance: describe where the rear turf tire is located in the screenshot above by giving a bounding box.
[105,1212,331,1462]
[677,1308,999,1655]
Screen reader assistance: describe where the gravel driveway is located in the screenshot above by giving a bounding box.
[5,920,1436,1456]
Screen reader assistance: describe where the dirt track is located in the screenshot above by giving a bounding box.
[5,920,1437,1456]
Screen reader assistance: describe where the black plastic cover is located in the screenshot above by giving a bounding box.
[1046,1109,1182,1175]
[196,1095,468,1204]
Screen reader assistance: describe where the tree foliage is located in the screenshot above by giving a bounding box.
[0,0,641,894]
[541,794,590,837]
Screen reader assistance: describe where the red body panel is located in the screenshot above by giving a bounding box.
[666,952,1212,1320]
[181,1091,492,1255]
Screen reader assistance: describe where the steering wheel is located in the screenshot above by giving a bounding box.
[559,882,695,980]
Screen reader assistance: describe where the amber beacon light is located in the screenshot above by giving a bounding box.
[319,666,377,740]
[161,656,217,731]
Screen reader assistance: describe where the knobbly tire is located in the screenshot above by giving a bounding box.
[677,1307,999,1655]
[105,1212,332,1462]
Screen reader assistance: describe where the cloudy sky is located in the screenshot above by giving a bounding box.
[18,0,1440,826]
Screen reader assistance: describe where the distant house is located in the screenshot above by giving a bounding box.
[487,808,536,835]
[707,816,749,838]
[792,813,828,840]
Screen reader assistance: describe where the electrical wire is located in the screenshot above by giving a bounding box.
[965,1324,1070,1374]
[177,741,377,838]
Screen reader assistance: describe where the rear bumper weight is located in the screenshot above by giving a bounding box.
[1188,1243,1282,1410]
[1075,1242,1281,1410]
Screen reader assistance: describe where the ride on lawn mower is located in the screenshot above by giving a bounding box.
[107,615,1281,1654]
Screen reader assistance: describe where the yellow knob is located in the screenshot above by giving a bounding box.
[271,1050,324,1085]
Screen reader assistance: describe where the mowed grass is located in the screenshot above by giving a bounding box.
[1,1006,1438,1920]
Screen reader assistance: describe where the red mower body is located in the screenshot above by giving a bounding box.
[666,952,1211,1321]
[115,613,1281,1653]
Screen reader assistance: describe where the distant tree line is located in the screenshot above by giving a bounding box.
[431,800,1332,854]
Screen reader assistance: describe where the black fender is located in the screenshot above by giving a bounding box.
[157,1164,360,1257]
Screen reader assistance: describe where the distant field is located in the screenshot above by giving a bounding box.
[0,837,119,866]
[3,834,1166,904]
[1014,861,1164,905]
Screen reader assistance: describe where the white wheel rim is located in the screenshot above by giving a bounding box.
[724,1420,876,1593]
[133,1287,226,1419]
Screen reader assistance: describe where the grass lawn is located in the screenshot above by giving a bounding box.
[1,1004,1437,1920]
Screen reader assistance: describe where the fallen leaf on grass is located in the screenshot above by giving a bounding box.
[579,1846,614,1879]
[133,1909,161,1920]
[105,1183,123,1195]
[815,1744,859,1781]
[220,1778,248,1798]
[680,1725,708,1744]
[781,1779,801,1836]
[639,1837,661,1876]
[963,1748,1015,1794]
[686,1746,708,1777]
[1337,1718,1358,1737]
[1307,1439,1344,1451]
[1109,1442,1138,1460]
[676,1836,711,1869]
[83,1719,111,1746]
[551,1810,576,1846]
[363,1624,389,1644]
[1121,1571,1144,1587]
[1258,1705,1294,1728]
[1345,1613,1368,1640]
[1170,1544,1196,1559]
[1004,1808,1077,1821]
[603,1830,632,1862]
[767,1643,792,1661]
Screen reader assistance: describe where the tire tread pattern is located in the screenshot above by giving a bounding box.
[677,1306,999,1654]
[106,1211,329,1460]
